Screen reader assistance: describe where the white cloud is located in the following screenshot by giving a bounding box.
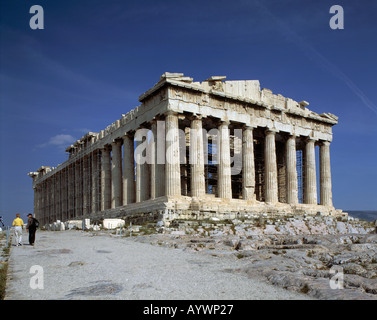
[49,134,76,146]
[37,134,76,148]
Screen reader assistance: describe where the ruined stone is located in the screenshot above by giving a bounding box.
[28,73,342,226]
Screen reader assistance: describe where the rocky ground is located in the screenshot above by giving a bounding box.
[131,216,377,300]
[6,215,376,300]
[5,230,309,300]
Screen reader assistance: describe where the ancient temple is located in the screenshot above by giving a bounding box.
[28,73,343,225]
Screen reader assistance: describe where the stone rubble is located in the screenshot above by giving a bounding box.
[129,216,377,300]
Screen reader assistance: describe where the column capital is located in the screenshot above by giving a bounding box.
[243,124,257,130]
[111,138,123,146]
[101,145,112,152]
[284,133,297,142]
[321,140,331,147]
[265,128,278,135]
[121,133,129,141]
[305,135,318,142]
[165,110,179,117]
[121,133,134,144]
[219,120,230,127]
[192,113,204,120]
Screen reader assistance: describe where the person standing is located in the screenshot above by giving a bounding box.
[26,213,39,246]
[12,213,24,246]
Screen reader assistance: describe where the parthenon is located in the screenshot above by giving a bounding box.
[28,73,342,226]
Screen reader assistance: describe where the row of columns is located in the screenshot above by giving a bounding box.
[263,130,333,206]
[35,112,333,223]
[159,114,332,207]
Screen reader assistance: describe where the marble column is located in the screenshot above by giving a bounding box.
[91,151,99,213]
[111,139,123,208]
[75,161,81,216]
[135,135,142,203]
[165,111,181,197]
[320,140,333,206]
[68,165,74,219]
[242,125,255,200]
[135,128,150,202]
[265,129,278,203]
[101,146,112,210]
[34,185,38,220]
[40,184,44,222]
[190,116,205,198]
[286,134,298,204]
[83,156,89,215]
[218,121,232,199]
[304,137,317,205]
[57,171,62,221]
[122,133,135,204]
[62,172,66,220]
[42,181,46,223]
[150,121,157,199]
[156,119,166,197]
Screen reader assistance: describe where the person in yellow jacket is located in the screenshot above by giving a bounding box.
[12,213,24,246]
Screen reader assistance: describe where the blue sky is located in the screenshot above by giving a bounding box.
[0,0,376,225]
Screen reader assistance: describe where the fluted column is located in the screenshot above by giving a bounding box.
[111,139,123,208]
[218,121,232,199]
[242,125,255,200]
[304,137,317,205]
[190,116,205,197]
[83,156,89,215]
[165,111,181,196]
[75,161,81,216]
[68,165,74,219]
[135,128,150,202]
[62,168,67,220]
[101,146,112,210]
[33,186,38,219]
[54,172,59,221]
[91,151,99,213]
[42,181,46,224]
[156,120,166,197]
[122,133,135,204]
[286,134,298,204]
[320,141,333,206]
[150,121,157,199]
[265,129,278,203]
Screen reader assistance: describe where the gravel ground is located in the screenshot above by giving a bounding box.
[5,230,311,300]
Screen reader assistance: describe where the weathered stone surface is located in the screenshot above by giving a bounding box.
[29,73,340,227]
[131,217,377,300]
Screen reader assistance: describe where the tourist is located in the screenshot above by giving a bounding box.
[12,213,24,246]
[26,213,39,246]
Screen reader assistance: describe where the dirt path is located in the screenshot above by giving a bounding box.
[5,230,310,300]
